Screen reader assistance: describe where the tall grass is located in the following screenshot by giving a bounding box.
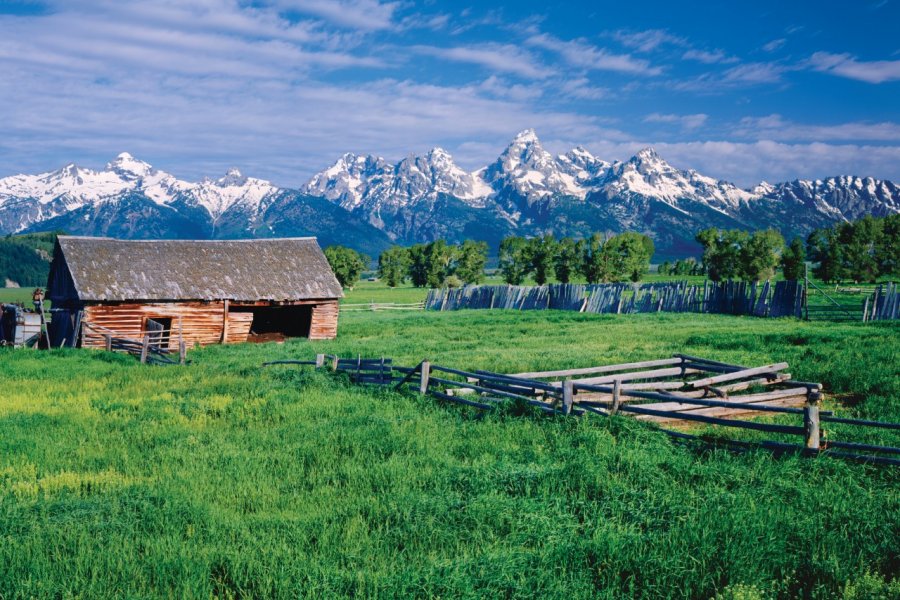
[1,310,898,598]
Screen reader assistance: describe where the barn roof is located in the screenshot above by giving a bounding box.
[53,236,343,302]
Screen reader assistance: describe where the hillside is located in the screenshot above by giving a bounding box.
[1,132,898,259]
[0,231,57,288]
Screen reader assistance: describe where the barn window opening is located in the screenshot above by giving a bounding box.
[145,317,172,350]
[231,305,312,343]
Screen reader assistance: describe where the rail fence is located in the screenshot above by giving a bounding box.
[340,302,425,312]
[264,353,900,467]
[82,321,187,365]
[425,280,804,318]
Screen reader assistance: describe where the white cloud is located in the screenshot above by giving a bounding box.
[681,49,738,64]
[735,115,900,142]
[527,33,662,76]
[644,113,708,130]
[613,29,686,52]
[412,43,548,79]
[762,38,786,53]
[272,0,401,31]
[808,51,900,83]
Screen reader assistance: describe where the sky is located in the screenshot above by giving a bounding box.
[0,0,899,188]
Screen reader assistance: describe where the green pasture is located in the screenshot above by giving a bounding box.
[1,297,899,598]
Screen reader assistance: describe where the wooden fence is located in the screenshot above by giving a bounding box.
[340,302,425,312]
[82,321,187,365]
[864,282,900,321]
[265,353,900,467]
[425,281,804,318]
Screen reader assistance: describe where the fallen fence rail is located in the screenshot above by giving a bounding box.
[264,352,900,467]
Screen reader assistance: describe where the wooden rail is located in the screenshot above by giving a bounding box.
[264,352,900,467]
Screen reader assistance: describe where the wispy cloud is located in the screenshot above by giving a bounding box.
[527,33,663,75]
[273,0,401,31]
[762,38,786,53]
[681,48,739,64]
[735,114,900,142]
[807,51,900,83]
[612,29,686,52]
[644,113,708,130]
[412,43,548,79]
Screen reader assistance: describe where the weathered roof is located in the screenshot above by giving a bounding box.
[54,236,343,302]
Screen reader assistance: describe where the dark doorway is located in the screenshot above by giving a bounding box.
[231,305,312,342]
[146,317,172,350]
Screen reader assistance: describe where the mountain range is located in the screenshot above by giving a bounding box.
[2,130,898,260]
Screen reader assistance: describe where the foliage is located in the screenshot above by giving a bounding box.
[0,308,897,598]
[806,215,899,283]
[740,229,785,282]
[553,237,582,284]
[454,240,488,285]
[607,231,654,282]
[498,236,530,285]
[524,234,558,285]
[0,231,60,287]
[697,228,785,282]
[782,237,806,281]
[377,246,410,287]
[324,245,369,289]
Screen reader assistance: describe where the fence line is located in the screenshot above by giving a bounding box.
[425,280,805,319]
[266,353,900,467]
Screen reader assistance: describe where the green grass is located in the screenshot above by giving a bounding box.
[0,287,40,305]
[1,306,899,598]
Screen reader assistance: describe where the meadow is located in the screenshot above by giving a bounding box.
[1,289,899,599]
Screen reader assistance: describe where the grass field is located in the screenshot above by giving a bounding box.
[2,297,899,598]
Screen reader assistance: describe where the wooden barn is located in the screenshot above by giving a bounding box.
[47,236,343,349]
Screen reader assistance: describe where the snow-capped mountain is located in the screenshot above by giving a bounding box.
[1,131,898,260]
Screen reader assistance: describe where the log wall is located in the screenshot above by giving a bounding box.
[81,299,339,348]
[309,301,339,340]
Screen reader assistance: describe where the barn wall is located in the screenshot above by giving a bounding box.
[81,301,234,350]
[309,301,339,340]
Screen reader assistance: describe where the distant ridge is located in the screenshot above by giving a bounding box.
[2,131,897,259]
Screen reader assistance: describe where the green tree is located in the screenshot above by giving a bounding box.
[407,244,429,287]
[807,228,844,283]
[606,232,654,282]
[875,214,900,276]
[658,261,670,276]
[377,246,410,287]
[839,216,882,282]
[324,245,368,289]
[781,237,806,281]
[525,234,558,285]
[498,236,530,285]
[424,240,457,288]
[739,229,784,281]
[579,233,618,283]
[696,228,748,281]
[454,240,488,285]
[553,237,582,283]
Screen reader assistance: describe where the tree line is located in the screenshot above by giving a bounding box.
[322,215,899,289]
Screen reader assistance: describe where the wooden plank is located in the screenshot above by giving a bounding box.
[507,357,682,379]
[553,366,702,387]
[629,396,809,423]
[618,403,805,435]
[689,362,789,388]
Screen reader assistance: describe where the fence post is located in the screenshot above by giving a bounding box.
[419,360,431,394]
[140,334,150,364]
[611,379,622,415]
[803,263,810,321]
[804,394,820,453]
[331,355,339,371]
[562,379,574,415]
[104,334,112,352]
[179,339,186,365]
[315,353,325,369]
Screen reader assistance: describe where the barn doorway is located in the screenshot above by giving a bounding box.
[145,317,172,350]
[231,305,312,343]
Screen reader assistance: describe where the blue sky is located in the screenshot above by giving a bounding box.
[0,0,898,187]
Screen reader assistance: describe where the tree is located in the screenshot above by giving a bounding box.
[875,214,900,276]
[525,234,558,285]
[696,228,749,281]
[807,228,844,283]
[839,216,881,282]
[424,240,457,288]
[378,246,410,287]
[658,261,670,276]
[454,240,488,285]
[739,229,784,281]
[781,237,806,281]
[324,245,368,289]
[407,244,430,287]
[580,233,614,283]
[498,236,530,285]
[553,237,582,283]
[606,232,654,282]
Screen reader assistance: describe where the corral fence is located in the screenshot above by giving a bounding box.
[265,353,900,467]
[81,321,187,365]
[425,280,805,318]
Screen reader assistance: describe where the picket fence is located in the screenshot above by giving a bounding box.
[425,280,804,319]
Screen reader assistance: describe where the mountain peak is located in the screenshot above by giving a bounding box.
[512,128,540,144]
[632,147,661,162]
[106,152,153,179]
[216,167,247,187]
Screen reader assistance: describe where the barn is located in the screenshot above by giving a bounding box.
[47,236,343,349]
